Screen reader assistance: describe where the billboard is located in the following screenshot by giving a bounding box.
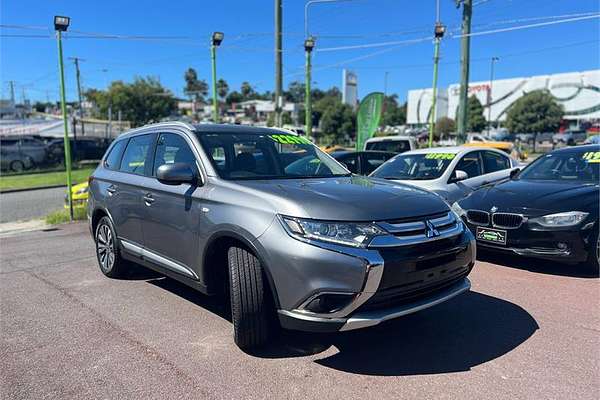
[342,69,358,109]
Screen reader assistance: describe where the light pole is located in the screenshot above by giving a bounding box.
[487,56,499,135]
[211,32,224,123]
[428,19,446,148]
[54,15,74,221]
[304,37,315,139]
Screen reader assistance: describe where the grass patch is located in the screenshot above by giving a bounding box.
[0,167,95,192]
[45,207,88,225]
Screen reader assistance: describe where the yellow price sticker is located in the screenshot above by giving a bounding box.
[424,153,456,160]
[582,151,600,163]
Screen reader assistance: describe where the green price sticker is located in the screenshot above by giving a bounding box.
[424,153,456,160]
[582,151,600,163]
[269,134,312,145]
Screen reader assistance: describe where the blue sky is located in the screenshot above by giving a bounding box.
[1,0,599,104]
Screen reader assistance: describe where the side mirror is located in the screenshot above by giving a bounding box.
[509,168,521,180]
[450,170,468,183]
[156,163,197,185]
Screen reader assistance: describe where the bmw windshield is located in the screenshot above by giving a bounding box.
[518,149,600,183]
[370,153,455,181]
[197,132,350,180]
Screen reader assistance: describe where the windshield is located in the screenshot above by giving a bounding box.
[519,149,600,182]
[370,153,455,181]
[365,140,410,153]
[197,132,349,180]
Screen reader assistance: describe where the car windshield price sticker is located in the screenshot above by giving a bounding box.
[476,227,507,245]
[425,153,456,160]
[269,134,312,145]
[582,151,600,163]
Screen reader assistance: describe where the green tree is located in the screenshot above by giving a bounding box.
[435,117,455,139]
[381,95,407,126]
[320,102,356,145]
[216,79,229,100]
[240,81,255,100]
[466,95,486,132]
[506,90,564,133]
[85,77,177,127]
[284,81,305,103]
[226,91,243,105]
[183,68,208,102]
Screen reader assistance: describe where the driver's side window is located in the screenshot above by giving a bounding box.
[152,133,197,177]
[453,152,482,181]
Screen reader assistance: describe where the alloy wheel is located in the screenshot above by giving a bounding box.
[96,224,115,272]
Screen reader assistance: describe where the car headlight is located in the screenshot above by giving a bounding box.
[530,211,589,227]
[450,201,466,218]
[280,216,387,248]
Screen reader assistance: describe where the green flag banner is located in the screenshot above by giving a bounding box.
[356,92,384,151]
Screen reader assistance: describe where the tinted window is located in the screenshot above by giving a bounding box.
[363,153,393,175]
[119,134,153,175]
[519,150,599,182]
[152,133,197,176]
[104,140,127,171]
[482,151,510,173]
[371,153,454,180]
[197,133,348,180]
[365,140,411,153]
[338,154,359,174]
[454,152,482,179]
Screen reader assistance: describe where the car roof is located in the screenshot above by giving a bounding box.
[552,144,600,154]
[364,135,412,142]
[402,146,493,156]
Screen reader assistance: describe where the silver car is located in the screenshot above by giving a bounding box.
[88,122,475,350]
[370,146,519,203]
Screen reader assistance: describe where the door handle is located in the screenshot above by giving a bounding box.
[106,185,117,196]
[143,193,155,206]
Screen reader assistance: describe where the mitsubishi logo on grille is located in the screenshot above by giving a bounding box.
[425,220,440,238]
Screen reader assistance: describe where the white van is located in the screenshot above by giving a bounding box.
[363,135,416,154]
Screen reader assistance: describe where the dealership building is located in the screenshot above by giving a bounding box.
[407,69,600,127]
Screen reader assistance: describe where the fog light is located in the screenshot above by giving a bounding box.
[557,242,568,250]
[304,293,355,314]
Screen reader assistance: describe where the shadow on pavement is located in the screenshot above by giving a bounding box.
[478,249,598,279]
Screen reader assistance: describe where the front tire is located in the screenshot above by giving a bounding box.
[228,246,272,350]
[95,216,127,278]
[585,229,600,276]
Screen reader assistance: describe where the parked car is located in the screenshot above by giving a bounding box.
[453,145,600,272]
[64,181,90,209]
[47,137,111,164]
[363,135,416,153]
[88,122,476,350]
[0,135,48,172]
[331,150,396,175]
[515,132,554,145]
[584,135,600,145]
[553,130,587,146]
[370,146,519,203]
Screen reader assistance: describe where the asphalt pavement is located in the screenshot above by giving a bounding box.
[1,222,598,399]
[0,187,65,223]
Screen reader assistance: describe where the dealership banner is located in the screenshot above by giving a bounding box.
[356,92,384,151]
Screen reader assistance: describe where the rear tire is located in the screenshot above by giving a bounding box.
[95,216,128,278]
[584,229,600,276]
[10,160,24,173]
[228,246,272,350]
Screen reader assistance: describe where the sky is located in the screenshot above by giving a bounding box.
[1,0,599,104]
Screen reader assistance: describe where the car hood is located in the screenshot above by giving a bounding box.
[234,176,449,221]
[459,179,600,216]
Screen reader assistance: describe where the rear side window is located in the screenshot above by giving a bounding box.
[482,151,510,173]
[365,140,410,153]
[104,140,127,170]
[119,134,153,175]
[363,153,393,175]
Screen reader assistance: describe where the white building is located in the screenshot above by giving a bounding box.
[408,69,600,126]
[342,69,358,109]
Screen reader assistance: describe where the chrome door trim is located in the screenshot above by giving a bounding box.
[120,238,199,280]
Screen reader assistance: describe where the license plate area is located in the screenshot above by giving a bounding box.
[476,227,507,245]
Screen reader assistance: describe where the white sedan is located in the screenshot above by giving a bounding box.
[369,146,520,203]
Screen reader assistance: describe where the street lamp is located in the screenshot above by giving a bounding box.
[428,20,446,148]
[211,32,224,123]
[304,36,315,139]
[487,56,500,135]
[54,15,74,221]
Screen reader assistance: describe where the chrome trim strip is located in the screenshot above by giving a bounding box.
[377,220,425,234]
[120,238,199,280]
[429,212,456,227]
[339,278,471,331]
[369,222,463,248]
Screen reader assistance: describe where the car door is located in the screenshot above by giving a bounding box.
[361,152,394,175]
[140,131,206,279]
[446,151,486,203]
[108,133,156,248]
[479,150,514,185]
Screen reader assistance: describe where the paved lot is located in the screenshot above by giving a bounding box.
[1,222,598,399]
[0,187,65,223]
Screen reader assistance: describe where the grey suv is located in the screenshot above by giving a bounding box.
[88,122,476,350]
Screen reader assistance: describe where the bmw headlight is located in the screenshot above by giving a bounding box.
[530,211,589,227]
[280,216,387,248]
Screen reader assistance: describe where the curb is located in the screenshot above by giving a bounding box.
[0,184,67,194]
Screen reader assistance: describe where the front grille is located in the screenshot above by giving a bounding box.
[492,213,524,229]
[466,210,489,225]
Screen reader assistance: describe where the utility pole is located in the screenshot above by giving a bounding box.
[210,32,224,123]
[304,37,315,139]
[384,72,389,97]
[428,0,445,148]
[487,56,499,135]
[274,0,283,127]
[69,57,85,136]
[8,81,15,105]
[456,0,472,144]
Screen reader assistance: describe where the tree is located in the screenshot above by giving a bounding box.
[285,81,305,103]
[85,77,177,127]
[240,81,255,100]
[183,68,208,102]
[381,95,407,126]
[435,117,455,139]
[320,102,356,145]
[466,95,486,132]
[226,91,243,105]
[216,79,229,100]
[506,90,564,134]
